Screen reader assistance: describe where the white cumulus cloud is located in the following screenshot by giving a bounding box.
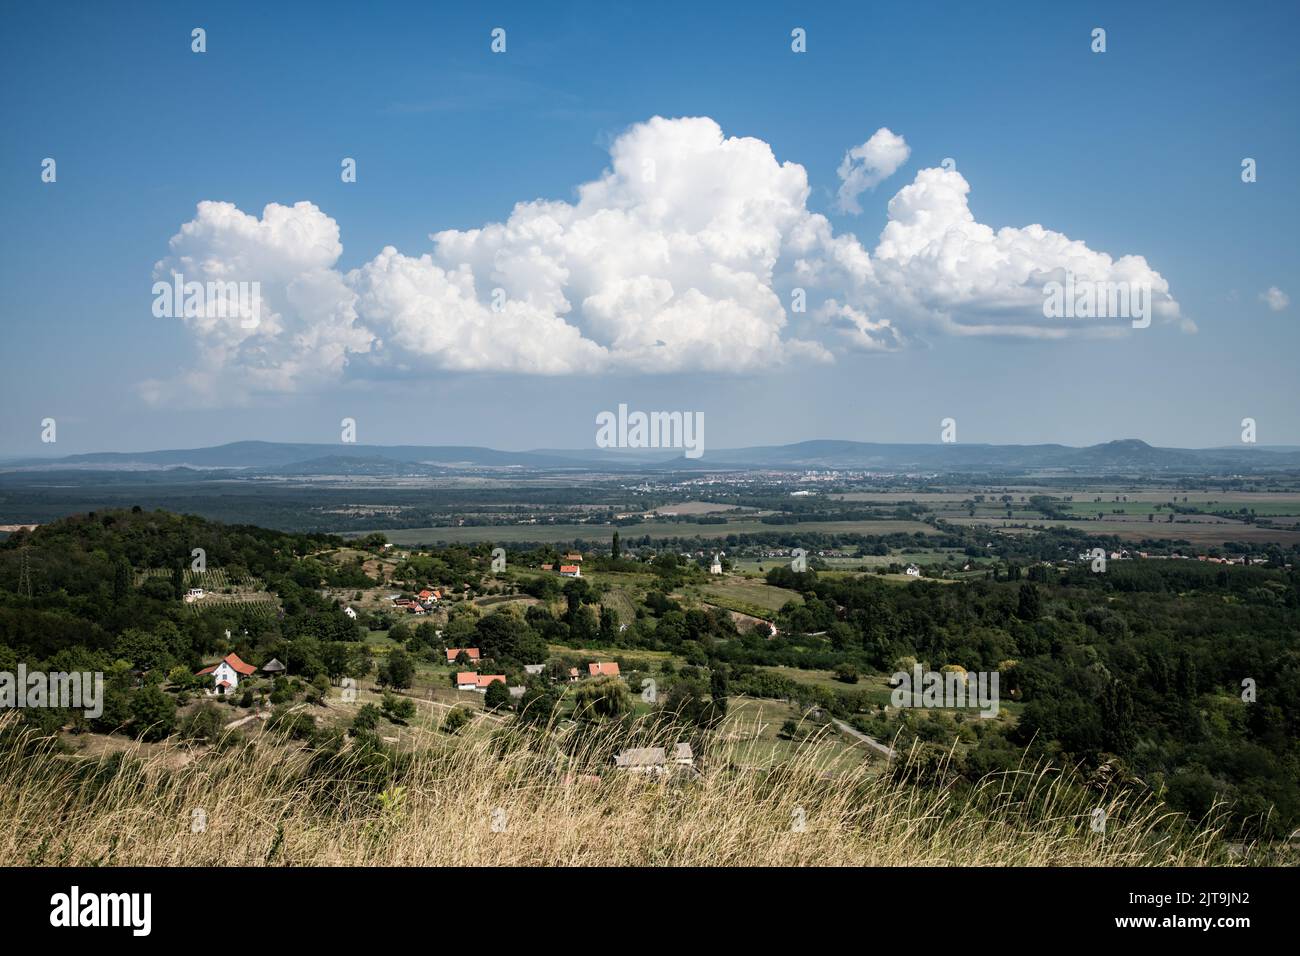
[835,127,910,214]
[146,116,1183,405]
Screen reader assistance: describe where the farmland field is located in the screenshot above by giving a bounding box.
[357,518,938,545]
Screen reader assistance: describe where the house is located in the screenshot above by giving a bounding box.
[563,553,583,563]
[540,564,554,571]
[710,553,723,575]
[588,661,620,678]
[446,647,481,664]
[673,742,694,767]
[197,653,257,696]
[614,741,693,775]
[456,673,506,693]
[904,564,921,577]
[568,667,580,683]
[508,685,526,700]
[343,606,357,619]
[614,747,668,773]
[559,565,581,578]
[184,587,205,603]
[524,663,545,676]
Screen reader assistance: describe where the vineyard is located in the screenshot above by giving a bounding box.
[135,567,280,617]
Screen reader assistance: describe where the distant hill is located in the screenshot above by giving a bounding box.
[3,437,1299,475]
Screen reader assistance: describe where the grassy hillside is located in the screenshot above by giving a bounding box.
[0,714,1233,867]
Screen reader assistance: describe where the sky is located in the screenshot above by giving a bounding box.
[1,0,1297,457]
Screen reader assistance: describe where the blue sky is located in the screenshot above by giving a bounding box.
[1,0,1297,456]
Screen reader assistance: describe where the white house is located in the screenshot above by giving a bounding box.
[343,606,357,619]
[558,564,581,578]
[710,553,723,575]
[196,653,257,696]
[184,587,205,603]
[904,564,921,577]
[457,672,505,692]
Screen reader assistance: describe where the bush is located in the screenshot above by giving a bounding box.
[441,706,471,735]
[181,703,224,741]
[381,692,416,723]
[130,686,177,742]
[350,703,381,736]
[269,706,315,740]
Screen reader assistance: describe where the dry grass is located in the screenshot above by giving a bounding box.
[0,713,1230,867]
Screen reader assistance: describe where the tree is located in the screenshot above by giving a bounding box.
[516,684,561,725]
[130,686,177,741]
[571,675,631,720]
[611,531,621,560]
[112,557,133,603]
[1016,583,1042,622]
[308,673,331,704]
[378,648,415,689]
[483,679,512,711]
[475,607,530,661]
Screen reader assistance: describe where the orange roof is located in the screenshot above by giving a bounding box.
[476,674,505,688]
[197,652,257,677]
[588,661,620,677]
[456,671,479,685]
[446,647,481,662]
[540,564,553,571]
[559,565,580,573]
[418,589,433,598]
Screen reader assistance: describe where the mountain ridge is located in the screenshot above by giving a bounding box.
[3,437,1299,474]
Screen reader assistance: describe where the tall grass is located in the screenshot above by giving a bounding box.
[0,712,1231,867]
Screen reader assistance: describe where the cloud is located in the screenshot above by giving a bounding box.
[147,116,1182,404]
[815,300,903,352]
[1260,286,1290,311]
[868,167,1184,337]
[835,128,910,214]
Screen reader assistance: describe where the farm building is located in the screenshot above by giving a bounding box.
[588,661,620,678]
[446,647,481,664]
[197,653,257,695]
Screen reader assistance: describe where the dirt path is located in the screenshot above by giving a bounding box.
[831,718,896,760]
